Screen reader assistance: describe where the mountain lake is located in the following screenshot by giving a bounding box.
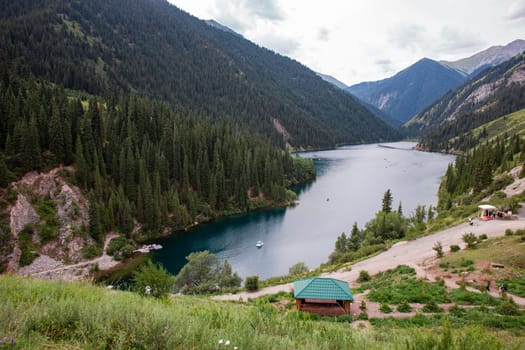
[152,141,455,280]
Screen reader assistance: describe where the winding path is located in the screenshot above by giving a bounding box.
[213,213,525,303]
[28,232,120,280]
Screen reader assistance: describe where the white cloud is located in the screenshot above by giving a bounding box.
[256,32,300,55]
[390,24,428,51]
[507,0,525,20]
[243,0,284,21]
[437,27,483,53]
[168,0,524,85]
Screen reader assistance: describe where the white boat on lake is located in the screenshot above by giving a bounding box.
[134,243,163,253]
[256,240,264,248]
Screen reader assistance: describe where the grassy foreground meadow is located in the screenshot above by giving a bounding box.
[1,275,522,349]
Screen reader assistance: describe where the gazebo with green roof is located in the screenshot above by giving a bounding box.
[293,278,354,315]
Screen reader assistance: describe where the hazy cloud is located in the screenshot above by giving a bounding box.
[390,24,428,51]
[375,59,394,73]
[257,33,300,55]
[437,26,483,53]
[244,0,284,21]
[216,10,248,31]
[507,0,525,19]
[213,0,284,32]
[317,27,330,41]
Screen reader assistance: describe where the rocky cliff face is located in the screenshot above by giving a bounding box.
[3,167,109,278]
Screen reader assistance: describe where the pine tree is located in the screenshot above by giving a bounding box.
[0,156,10,187]
[88,192,103,242]
[382,189,393,213]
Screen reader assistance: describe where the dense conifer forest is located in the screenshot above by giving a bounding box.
[0,68,316,247]
[438,133,525,210]
[0,0,399,150]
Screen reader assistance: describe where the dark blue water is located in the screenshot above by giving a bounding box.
[153,142,455,279]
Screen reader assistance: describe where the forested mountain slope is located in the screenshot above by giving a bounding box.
[408,53,525,151]
[0,0,398,149]
[0,69,319,272]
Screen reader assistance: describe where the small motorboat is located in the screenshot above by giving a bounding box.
[255,240,264,248]
[134,243,163,253]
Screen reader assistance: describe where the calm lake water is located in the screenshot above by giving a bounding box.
[153,142,455,280]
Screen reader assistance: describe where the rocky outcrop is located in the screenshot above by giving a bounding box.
[4,166,115,278]
[9,194,40,237]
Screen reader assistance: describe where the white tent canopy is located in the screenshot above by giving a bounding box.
[478,204,496,210]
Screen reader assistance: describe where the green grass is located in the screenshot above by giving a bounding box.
[439,235,525,297]
[368,279,450,305]
[470,108,525,143]
[355,265,416,292]
[1,275,521,349]
[357,265,450,305]
[34,196,61,243]
[497,277,525,298]
[449,289,501,306]
[371,309,525,335]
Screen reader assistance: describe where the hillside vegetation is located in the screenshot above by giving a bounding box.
[0,70,316,273]
[409,53,525,150]
[0,274,520,349]
[446,108,525,153]
[0,0,398,149]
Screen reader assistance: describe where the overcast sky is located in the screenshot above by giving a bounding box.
[167,0,525,86]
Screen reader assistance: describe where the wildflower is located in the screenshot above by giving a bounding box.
[218,339,224,345]
[225,340,230,346]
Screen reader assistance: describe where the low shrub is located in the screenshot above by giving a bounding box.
[460,258,474,267]
[422,300,443,313]
[450,245,460,253]
[515,228,525,236]
[18,228,39,267]
[379,303,392,313]
[495,297,520,316]
[448,304,465,317]
[449,289,501,306]
[359,300,367,311]
[288,262,309,276]
[432,241,444,258]
[336,314,352,323]
[478,234,488,241]
[35,196,60,243]
[397,300,412,313]
[505,229,514,236]
[82,244,102,259]
[462,232,477,248]
[357,270,371,282]
[356,312,368,320]
[245,275,259,291]
[368,278,450,304]
[439,262,450,269]
[106,236,135,261]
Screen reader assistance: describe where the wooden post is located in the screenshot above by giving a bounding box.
[344,300,350,313]
[295,298,303,311]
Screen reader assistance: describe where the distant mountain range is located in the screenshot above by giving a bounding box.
[441,39,525,76]
[346,58,466,124]
[0,0,399,149]
[409,53,525,151]
[345,39,525,126]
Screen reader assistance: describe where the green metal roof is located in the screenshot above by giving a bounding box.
[294,278,353,301]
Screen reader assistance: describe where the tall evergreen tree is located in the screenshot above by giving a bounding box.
[381,189,393,213]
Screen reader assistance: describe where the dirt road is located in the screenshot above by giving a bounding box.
[213,215,525,302]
